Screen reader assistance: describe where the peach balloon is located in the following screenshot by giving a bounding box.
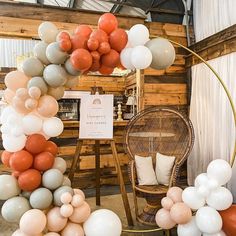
[166,186,183,203]
[12,97,29,114]
[25,98,38,110]
[28,87,41,99]
[155,208,176,229]
[69,202,91,224]
[12,229,43,236]
[37,95,58,118]
[61,222,84,236]
[16,88,29,100]
[44,233,60,236]
[170,202,192,224]
[71,194,84,208]
[4,88,15,103]
[161,197,174,210]
[61,192,73,204]
[47,207,68,232]
[73,189,85,199]
[5,71,29,92]
[60,204,74,218]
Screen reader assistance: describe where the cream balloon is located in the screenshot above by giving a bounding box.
[34,41,50,65]
[46,42,68,64]
[43,117,64,137]
[38,21,58,44]
[128,24,149,47]
[3,88,15,103]
[37,95,59,118]
[5,71,29,92]
[12,229,43,236]
[0,175,20,200]
[22,57,44,77]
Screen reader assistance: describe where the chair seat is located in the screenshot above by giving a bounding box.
[135,184,169,195]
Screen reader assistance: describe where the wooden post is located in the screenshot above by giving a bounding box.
[136,69,145,112]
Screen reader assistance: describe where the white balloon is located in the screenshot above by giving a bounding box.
[177,216,201,236]
[22,114,43,135]
[128,24,149,47]
[194,173,209,188]
[11,126,24,137]
[34,41,50,65]
[196,206,222,234]
[120,48,135,70]
[3,134,27,152]
[38,21,58,44]
[43,117,64,137]
[1,123,11,134]
[84,209,122,236]
[206,187,233,210]
[1,106,19,124]
[208,178,219,190]
[131,46,152,69]
[207,159,232,185]
[203,230,226,236]
[182,187,205,210]
[0,175,20,200]
[52,157,67,174]
[197,185,211,198]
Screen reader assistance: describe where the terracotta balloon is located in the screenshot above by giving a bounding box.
[60,39,72,52]
[4,88,15,103]
[70,34,88,51]
[155,208,176,229]
[98,13,118,35]
[109,28,128,52]
[69,201,91,223]
[33,152,55,171]
[101,49,120,68]
[1,151,12,167]
[70,49,93,71]
[90,51,100,61]
[5,71,29,92]
[37,95,59,118]
[47,207,68,232]
[98,42,111,55]
[87,38,99,51]
[10,150,33,172]
[167,187,183,203]
[220,204,236,236]
[90,29,108,43]
[18,169,41,191]
[12,171,21,178]
[44,141,58,156]
[89,61,101,72]
[57,31,70,41]
[99,64,114,75]
[170,202,192,224]
[74,25,92,38]
[61,222,84,236]
[25,134,47,154]
[161,197,174,210]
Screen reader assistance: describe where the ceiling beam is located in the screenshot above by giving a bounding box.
[146,7,192,16]
[110,0,126,13]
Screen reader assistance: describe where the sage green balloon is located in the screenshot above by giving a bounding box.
[29,188,53,210]
[48,86,65,100]
[42,169,64,190]
[145,38,176,70]
[34,41,50,65]
[43,64,67,88]
[21,191,32,199]
[53,186,73,207]
[1,197,31,223]
[22,57,44,77]
[27,77,48,95]
[46,42,68,64]
[64,59,81,76]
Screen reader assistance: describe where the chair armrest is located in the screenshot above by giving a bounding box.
[128,160,137,188]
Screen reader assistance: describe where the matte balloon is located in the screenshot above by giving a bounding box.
[20,191,32,199]
[99,65,114,75]
[120,48,135,69]
[71,194,84,208]
[90,29,108,43]
[20,209,46,235]
[87,38,99,51]
[70,34,88,51]
[74,25,92,38]
[15,88,29,100]
[161,197,174,210]
[30,187,53,210]
[12,229,43,236]
[38,21,58,43]
[170,202,192,224]
[109,28,128,52]
[59,39,72,52]
[166,186,183,203]
[12,96,29,114]
[52,157,67,173]
[47,207,68,232]
[69,201,91,223]
[60,204,74,217]
[220,204,236,236]
[194,173,209,188]
[22,57,44,77]
[197,185,211,198]
[145,38,175,70]
[207,159,232,186]
[90,51,100,61]
[128,24,149,47]
[3,88,15,103]
[98,41,111,55]
[70,49,93,71]
[64,59,81,76]
[56,31,71,42]
[25,98,38,111]
[131,45,152,69]
[44,141,58,156]
[90,60,101,72]
[196,206,222,234]
[1,196,31,223]
[61,222,84,236]
[34,152,55,171]
[43,117,64,137]
[0,175,20,200]
[42,169,64,190]
[45,233,60,236]
[37,95,59,118]
[101,49,120,68]
[43,64,67,88]
[10,150,33,172]
[61,192,73,204]
[73,189,85,199]
[98,13,118,35]
[202,231,226,236]
[34,41,50,65]
[46,42,68,64]
[62,176,72,187]
[3,134,27,152]
[53,186,74,206]
[1,151,12,167]
[84,209,121,236]
[27,77,48,95]
[177,216,201,236]
[22,114,43,135]
[25,134,47,154]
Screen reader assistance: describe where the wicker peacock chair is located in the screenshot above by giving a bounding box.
[124,107,194,225]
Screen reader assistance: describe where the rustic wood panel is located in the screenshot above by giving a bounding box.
[144,83,187,94]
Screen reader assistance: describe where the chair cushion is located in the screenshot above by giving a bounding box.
[135,155,158,185]
[155,152,176,186]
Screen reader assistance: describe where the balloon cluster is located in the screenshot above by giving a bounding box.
[156,159,233,236]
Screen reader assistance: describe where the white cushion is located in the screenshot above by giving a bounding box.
[135,155,158,185]
[155,152,176,186]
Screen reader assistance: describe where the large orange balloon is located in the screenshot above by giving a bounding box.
[1,151,12,167]
[10,150,33,172]
[98,13,118,35]
[70,49,93,71]
[70,34,88,51]
[98,42,111,55]
[109,28,128,52]
[101,49,120,68]
[74,25,92,38]
[25,134,47,155]
[18,169,41,191]
[44,141,58,156]
[87,38,99,51]
[220,204,236,236]
[34,151,55,171]
[37,95,59,118]
[99,65,114,75]
[90,29,108,43]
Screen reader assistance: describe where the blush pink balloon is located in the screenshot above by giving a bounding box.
[12,97,29,114]
[4,88,15,104]
[161,197,174,210]
[12,229,43,236]
[47,207,68,232]
[5,71,29,92]
[28,87,41,100]
[170,202,192,224]
[69,202,91,224]
[71,194,84,208]
[25,98,38,110]
[155,208,176,229]
[166,187,183,203]
[37,95,58,118]
[60,204,74,218]
[73,188,85,199]
[16,88,29,100]
[44,233,60,236]
[61,222,84,236]
[61,192,73,204]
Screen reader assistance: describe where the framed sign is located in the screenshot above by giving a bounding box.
[79,94,114,139]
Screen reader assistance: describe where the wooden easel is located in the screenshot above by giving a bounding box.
[68,138,134,226]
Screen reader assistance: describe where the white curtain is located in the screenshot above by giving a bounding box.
[188,0,236,198]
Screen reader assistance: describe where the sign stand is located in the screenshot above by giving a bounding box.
[68,138,134,226]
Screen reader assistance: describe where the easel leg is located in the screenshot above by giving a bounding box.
[95,140,100,206]
[68,139,83,184]
[110,140,134,226]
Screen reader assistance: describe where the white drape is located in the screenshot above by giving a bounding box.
[188,0,236,198]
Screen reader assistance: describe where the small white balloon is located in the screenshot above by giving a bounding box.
[120,48,135,70]
[177,216,201,236]
[194,173,209,188]
[196,206,222,234]
[197,185,211,198]
[22,114,43,135]
[203,230,226,236]
[38,21,58,44]
[131,46,152,69]
[128,24,149,47]
[43,117,64,137]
